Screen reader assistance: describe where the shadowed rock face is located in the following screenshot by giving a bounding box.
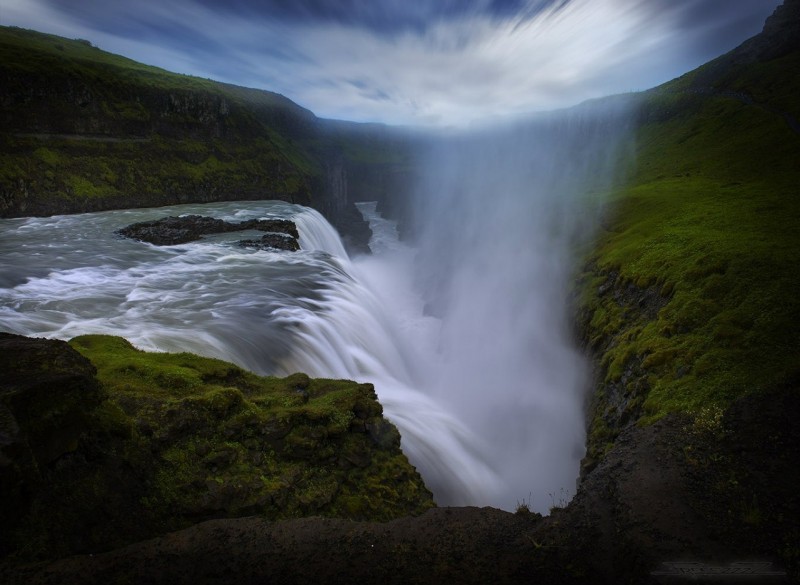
[0,334,434,565]
[117,215,300,250]
[0,334,105,558]
[2,389,796,584]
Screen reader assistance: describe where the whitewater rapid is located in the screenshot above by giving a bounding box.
[0,200,502,506]
[1,99,632,512]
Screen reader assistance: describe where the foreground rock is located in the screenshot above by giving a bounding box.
[117,215,300,250]
[0,334,432,564]
[0,334,105,560]
[2,383,796,584]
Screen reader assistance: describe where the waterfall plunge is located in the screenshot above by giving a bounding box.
[386,103,635,511]
[0,101,634,514]
[281,100,635,512]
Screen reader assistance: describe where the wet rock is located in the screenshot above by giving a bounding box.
[116,215,227,245]
[366,419,401,450]
[0,333,103,466]
[117,215,300,249]
[237,232,300,251]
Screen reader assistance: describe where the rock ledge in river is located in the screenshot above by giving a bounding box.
[117,215,300,250]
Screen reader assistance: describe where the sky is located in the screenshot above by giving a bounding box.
[1,0,783,126]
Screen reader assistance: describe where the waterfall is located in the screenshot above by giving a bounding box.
[0,100,634,512]
[399,102,635,511]
[274,206,503,504]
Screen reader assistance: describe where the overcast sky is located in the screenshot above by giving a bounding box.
[2,0,782,126]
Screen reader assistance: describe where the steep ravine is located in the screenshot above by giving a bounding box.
[1,3,799,583]
[3,363,795,585]
[0,27,423,251]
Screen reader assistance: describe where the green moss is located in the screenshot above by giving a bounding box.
[64,335,433,534]
[0,334,434,563]
[64,174,110,198]
[578,64,800,464]
[32,147,62,166]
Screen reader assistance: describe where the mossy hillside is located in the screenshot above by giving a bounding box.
[0,26,313,126]
[3,334,433,562]
[663,33,800,121]
[578,68,800,467]
[0,133,312,215]
[71,334,434,517]
[0,28,215,91]
[0,26,321,215]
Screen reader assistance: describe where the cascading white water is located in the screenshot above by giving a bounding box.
[0,101,633,512]
[273,206,503,503]
[396,102,635,511]
[0,200,501,506]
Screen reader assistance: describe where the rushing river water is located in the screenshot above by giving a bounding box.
[1,104,632,512]
[0,200,502,506]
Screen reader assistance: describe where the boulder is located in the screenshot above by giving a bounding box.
[0,333,105,558]
[117,215,300,249]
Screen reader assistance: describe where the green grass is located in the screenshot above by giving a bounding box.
[664,48,800,121]
[580,79,800,444]
[4,334,433,561]
[0,26,325,214]
[1,27,233,94]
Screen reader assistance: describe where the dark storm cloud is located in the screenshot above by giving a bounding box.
[48,0,564,36]
[4,0,786,125]
[644,0,781,58]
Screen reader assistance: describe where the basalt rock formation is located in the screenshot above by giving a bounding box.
[117,215,300,250]
[0,333,433,564]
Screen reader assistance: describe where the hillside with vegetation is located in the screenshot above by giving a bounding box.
[0,26,415,248]
[0,333,433,562]
[578,0,800,472]
[0,2,798,583]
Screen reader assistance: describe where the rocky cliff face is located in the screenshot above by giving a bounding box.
[1,70,234,139]
[311,119,421,251]
[0,333,434,563]
[0,27,407,251]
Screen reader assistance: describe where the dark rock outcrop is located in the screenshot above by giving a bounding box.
[576,268,673,477]
[3,389,796,584]
[739,0,800,61]
[0,334,433,564]
[0,333,105,559]
[117,215,300,250]
[237,232,301,252]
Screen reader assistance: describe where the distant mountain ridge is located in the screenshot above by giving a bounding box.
[0,26,415,250]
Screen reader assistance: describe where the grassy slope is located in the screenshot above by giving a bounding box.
[0,27,414,218]
[69,334,433,521]
[580,48,800,461]
[0,27,321,214]
[5,334,433,561]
